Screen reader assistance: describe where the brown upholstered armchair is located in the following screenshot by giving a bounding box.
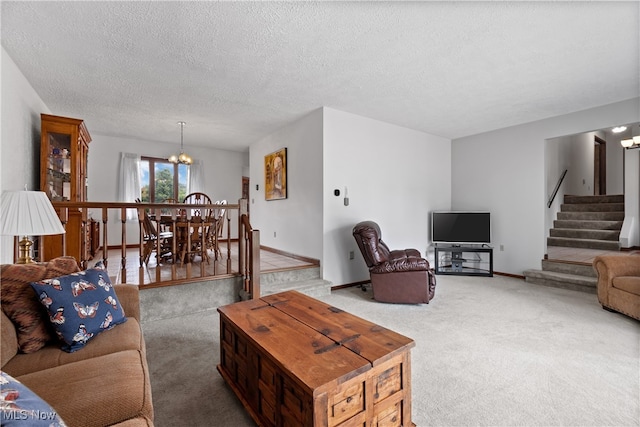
[593,254,640,320]
[353,220,436,304]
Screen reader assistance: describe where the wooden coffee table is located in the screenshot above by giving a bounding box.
[217,290,415,426]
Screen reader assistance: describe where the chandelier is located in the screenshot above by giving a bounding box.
[168,121,192,164]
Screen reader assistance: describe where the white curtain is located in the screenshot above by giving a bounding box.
[118,152,141,220]
[188,160,205,194]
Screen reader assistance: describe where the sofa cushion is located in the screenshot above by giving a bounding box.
[1,257,79,353]
[2,317,143,377]
[16,350,154,427]
[30,266,127,353]
[613,276,640,296]
[0,370,66,426]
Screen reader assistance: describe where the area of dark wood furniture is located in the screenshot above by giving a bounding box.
[217,290,415,426]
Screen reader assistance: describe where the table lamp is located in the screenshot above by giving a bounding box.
[1,190,65,264]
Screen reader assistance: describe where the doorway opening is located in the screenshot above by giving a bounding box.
[594,136,606,195]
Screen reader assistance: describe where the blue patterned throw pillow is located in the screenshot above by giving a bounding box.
[0,371,66,426]
[29,265,126,352]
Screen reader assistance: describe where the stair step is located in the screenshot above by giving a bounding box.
[546,237,620,251]
[553,220,623,230]
[523,269,597,293]
[560,203,625,212]
[557,211,625,221]
[549,228,620,241]
[541,260,596,277]
[564,194,624,204]
[260,266,320,285]
[261,278,333,298]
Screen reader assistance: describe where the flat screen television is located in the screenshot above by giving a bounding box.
[432,211,491,245]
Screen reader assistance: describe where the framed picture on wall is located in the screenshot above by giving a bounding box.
[265,148,287,200]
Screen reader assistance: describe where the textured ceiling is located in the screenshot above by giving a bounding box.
[2,1,638,152]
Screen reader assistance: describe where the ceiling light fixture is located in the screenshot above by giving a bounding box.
[168,121,192,165]
[620,136,640,150]
[612,126,627,133]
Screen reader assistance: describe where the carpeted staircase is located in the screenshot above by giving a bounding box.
[547,194,624,250]
[524,194,624,293]
[258,265,333,298]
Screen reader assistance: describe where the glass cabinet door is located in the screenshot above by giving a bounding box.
[44,131,73,201]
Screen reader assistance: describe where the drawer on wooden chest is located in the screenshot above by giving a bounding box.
[373,362,402,403]
[328,378,365,426]
[373,393,405,427]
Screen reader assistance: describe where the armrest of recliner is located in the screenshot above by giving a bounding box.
[370,249,430,274]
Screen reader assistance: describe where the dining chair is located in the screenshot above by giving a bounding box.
[178,192,213,264]
[182,192,213,218]
[209,200,227,257]
[160,198,181,218]
[136,199,173,265]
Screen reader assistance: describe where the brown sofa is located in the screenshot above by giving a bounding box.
[1,258,154,426]
[352,220,436,304]
[593,254,640,321]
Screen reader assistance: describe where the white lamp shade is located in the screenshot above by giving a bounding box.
[621,138,634,148]
[1,191,65,236]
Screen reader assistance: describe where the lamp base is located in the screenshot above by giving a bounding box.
[17,236,35,264]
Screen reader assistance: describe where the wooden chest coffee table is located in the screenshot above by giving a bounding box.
[217,290,415,427]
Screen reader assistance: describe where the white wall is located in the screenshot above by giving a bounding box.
[322,108,451,286]
[0,47,51,263]
[88,134,248,245]
[547,130,610,199]
[249,109,325,262]
[248,107,451,286]
[545,135,571,236]
[453,98,640,275]
[566,132,593,195]
[604,124,633,195]
[621,149,640,247]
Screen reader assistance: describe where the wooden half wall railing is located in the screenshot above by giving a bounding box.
[19,199,261,297]
[239,212,260,299]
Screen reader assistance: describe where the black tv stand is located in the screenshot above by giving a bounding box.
[433,244,493,277]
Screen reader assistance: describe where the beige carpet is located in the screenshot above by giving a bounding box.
[141,274,640,426]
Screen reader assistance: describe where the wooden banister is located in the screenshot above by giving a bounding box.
[29,200,259,291]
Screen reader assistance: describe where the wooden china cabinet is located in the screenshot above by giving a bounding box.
[39,114,94,263]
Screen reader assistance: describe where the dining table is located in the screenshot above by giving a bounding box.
[151,214,214,265]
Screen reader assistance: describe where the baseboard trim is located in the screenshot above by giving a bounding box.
[331,273,523,290]
[494,271,525,280]
[331,280,370,291]
[260,245,320,266]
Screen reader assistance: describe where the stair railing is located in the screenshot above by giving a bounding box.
[238,199,261,299]
[31,200,246,288]
[548,169,568,208]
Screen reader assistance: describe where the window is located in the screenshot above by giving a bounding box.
[140,157,189,203]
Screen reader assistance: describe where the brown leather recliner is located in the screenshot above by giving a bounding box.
[353,220,436,304]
